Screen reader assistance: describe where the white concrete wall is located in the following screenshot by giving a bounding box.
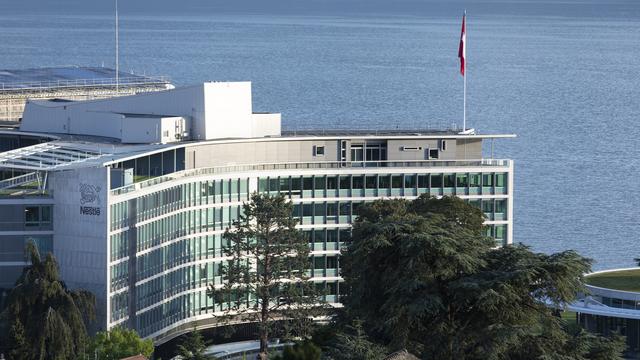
[251,113,281,137]
[21,104,123,139]
[203,82,252,139]
[50,167,109,330]
[21,85,205,140]
[20,82,281,141]
[121,116,187,144]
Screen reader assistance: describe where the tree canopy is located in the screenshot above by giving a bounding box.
[1,242,95,360]
[88,326,154,360]
[273,340,322,360]
[176,328,215,360]
[209,193,324,360]
[341,195,624,360]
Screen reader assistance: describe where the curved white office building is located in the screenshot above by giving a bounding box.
[0,81,514,344]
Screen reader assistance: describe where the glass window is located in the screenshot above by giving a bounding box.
[327,203,338,217]
[456,173,468,187]
[482,173,494,187]
[339,176,350,190]
[443,174,455,188]
[327,176,338,190]
[495,199,506,214]
[418,175,428,188]
[279,177,290,193]
[496,173,506,187]
[326,229,338,242]
[430,174,443,188]
[303,204,313,217]
[291,177,302,193]
[469,173,481,187]
[352,176,364,189]
[314,257,325,270]
[365,176,377,189]
[303,177,313,191]
[429,149,439,159]
[314,176,326,190]
[268,178,278,192]
[240,179,248,195]
[378,175,390,189]
[366,148,380,162]
[339,202,351,216]
[176,148,186,171]
[314,203,325,217]
[314,146,325,156]
[327,256,337,269]
[25,206,39,224]
[404,175,416,188]
[482,200,494,213]
[314,230,326,243]
[352,202,364,216]
[391,175,403,189]
[41,206,52,223]
[351,146,364,162]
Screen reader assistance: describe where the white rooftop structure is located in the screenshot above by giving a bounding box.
[20,82,281,144]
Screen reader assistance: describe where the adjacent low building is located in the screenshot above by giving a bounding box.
[570,268,640,354]
[0,81,515,344]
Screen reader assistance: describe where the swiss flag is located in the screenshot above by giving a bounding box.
[458,12,466,76]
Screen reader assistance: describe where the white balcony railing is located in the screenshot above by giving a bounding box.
[111,159,511,196]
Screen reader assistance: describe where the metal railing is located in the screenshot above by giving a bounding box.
[0,172,39,190]
[111,159,510,196]
[0,76,171,91]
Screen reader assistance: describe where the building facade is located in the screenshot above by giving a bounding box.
[0,81,514,344]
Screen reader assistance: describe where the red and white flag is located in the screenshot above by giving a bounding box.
[458,12,466,76]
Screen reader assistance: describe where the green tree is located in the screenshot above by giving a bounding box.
[325,320,387,360]
[88,327,154,359]
[273,340,321,360]
[1,242,95,360]
[209,193,324,360]
[7,320,29,360]
[176,328,214,360]
[342,195,624,360]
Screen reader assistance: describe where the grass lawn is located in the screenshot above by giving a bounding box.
[585,269,640,292]
[561,311,577,325]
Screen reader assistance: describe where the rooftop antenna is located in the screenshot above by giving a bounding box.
[115,0,119,92]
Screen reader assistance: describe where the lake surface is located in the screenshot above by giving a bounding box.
[0,7,638,270]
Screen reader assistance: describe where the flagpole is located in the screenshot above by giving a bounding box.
[463,52,466,132]
[463,10,466,132]
[115,0,119,92]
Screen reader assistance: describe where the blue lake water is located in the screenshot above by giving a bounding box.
[0,8,638,270]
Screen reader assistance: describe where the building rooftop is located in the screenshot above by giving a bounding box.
[585,268,640,292]
[0,66,170,91]
[0,127,516,172]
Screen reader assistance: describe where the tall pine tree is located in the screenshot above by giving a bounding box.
[209,193,324,360]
